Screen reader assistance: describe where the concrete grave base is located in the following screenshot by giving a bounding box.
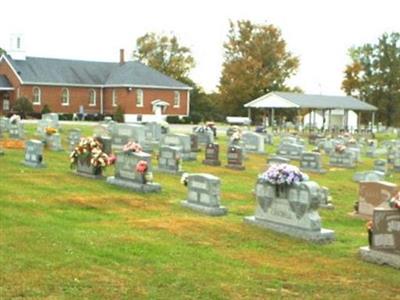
[359,246,400,269]
[244,216,335,243]
[181,153,197,161]
[202,159,221,166]
[75,171,104,180]
[329,163,356,169]
[22,161,46,168]
[181,200,227,216]
[348,211,371,220]
[320,203,335,210]
[107,176,161,193]
[225,164,245,170]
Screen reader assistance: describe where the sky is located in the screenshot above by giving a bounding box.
[1,0,399,95]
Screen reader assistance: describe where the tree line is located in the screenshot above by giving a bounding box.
[133,21,400,126]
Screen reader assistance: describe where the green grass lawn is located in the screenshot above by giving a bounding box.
[0,125,399,299]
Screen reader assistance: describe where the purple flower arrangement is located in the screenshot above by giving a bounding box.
[259,163,308,185]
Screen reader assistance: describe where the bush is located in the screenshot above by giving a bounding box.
[113,105,124,123]
[12,97,33,118]
[41,104,51,114]
[166,116,181,124]
[59,114,73,121]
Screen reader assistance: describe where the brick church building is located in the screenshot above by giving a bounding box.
[0,38,191,122]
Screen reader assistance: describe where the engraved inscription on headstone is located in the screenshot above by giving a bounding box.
[226,146,245,170]
[202,143,221,166]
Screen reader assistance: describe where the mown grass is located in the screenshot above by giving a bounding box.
[0,124,399,299]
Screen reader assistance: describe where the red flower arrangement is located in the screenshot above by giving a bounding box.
[136,160,148,174]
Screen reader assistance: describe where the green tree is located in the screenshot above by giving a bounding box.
[133,33,195,82]
[342,32,400,126]
[13,97,33,118]
[218,20,300,116]
[113,105,125,123]
[0,48,6,56]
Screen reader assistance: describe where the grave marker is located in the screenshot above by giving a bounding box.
[226,146,245,170]
[300,152,326,173]
[23,139,45,168]
[202,143,221,166]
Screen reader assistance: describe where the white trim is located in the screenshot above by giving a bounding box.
[0,87,14,91]
[136,89,144,107]
[0,54,23,84]
[186,91,190,116]
[32,86,41,105]
[244,92,299,108]
[100,88,104,114]
[89,89,96,106]
[112,89,117,107]
[61,87,70,106]
[173,90,180,108]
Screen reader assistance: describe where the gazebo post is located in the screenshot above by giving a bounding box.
[271,108,275,129]
[322,109,326,132]
[247,108,251,123]
[371,111,375,132]
[344,109,348,132]
[308,109,312,133]
[357,111,361,132]
[328,109,332,132]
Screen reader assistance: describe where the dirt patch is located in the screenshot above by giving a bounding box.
[0,139,25,149]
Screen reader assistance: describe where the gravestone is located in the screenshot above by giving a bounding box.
[190,134,200,153]
[23,139,45,168]
[75,159,104,179]
[46,133,63,151]
[359,208,400,269]
[36,120,49,140]
[111,124,146,151]
[107,151,161,193]
[387,147,399,164]
[263,132,273,145]
[96,136,112,155]
[193,127,214,145]
[156,146,183,174]
[374,159,388,175]
[353,170,385,183]
[9,123,24,139]
[143,121,162,141]
[347,147,361,162]
[42,113,60,130]
[276,143,304,160]
[329,151,357,168]
[242,132,264,154]
[202,143,221,166]
[267,156,290,166]
[300,152,326,174]
[68,129,81,151]
[226,146,245,170]
[244,179,335,243]
[0,117,9,134]
[319,186,334,210]
[161,133,194,161]
[355,181,399,218]
[181,173,227,216]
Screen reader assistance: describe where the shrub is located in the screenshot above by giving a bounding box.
[13,97,33,118]
[113,105,125,123]
[41,104,51,114]
[59,114,73,121]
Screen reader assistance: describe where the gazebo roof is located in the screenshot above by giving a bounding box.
[244,92,378,111]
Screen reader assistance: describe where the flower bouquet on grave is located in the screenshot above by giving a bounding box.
[9,114,20,125]
[258,163,307,197]
[230,130,242,143]
[388,192,400,210]
[123,141,142,153]
[70,137,109,174]
[45,127,57,136]
[136,160,152,184]
[366,220,373,247]
[335,144,347,154]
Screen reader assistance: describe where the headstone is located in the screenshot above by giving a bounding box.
[329,150,357,168]
[36,120,49,140]
[111,124,146,151]
[226,146,245,170]
[276,143,304,160]
[300,152,326,173]
[97,136,112,155]
[193,127,214,145]
[355,181,399,218]
[107,151,161,193]
[156,146,183,174]
[347,147,361,162]
[242,132,264,154]
[161,133,194,161]
[68,129,81,151]
[46,133,63,151]
[181,173,227,216]
[359,208,400,269]
[319,186,334,210]
[244,179,335,243]
[190,134,200,153]
[202,143,221,166]
[42,113,60,129]
[387,147,399,164]
[23,139,45,168]
[263,132,273,145]
[394,152,400,172]
[374,159,388,175]
[0,117,9,134]
[267,156,290,166]
[353,170,385,183]
[143,121,162,141]
[76,159,104,179]
[9,123,24,139]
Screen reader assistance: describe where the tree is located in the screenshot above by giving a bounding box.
[0,48,6,56]
[342,32,400,126]
[133,33,195,82]
[113,105,125,123]
[13,97,33,118]
[218,20,300,117]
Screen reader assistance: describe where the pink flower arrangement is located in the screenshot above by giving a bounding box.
[335,144,347,154]
[123,141,143,153]
[259,164,308,185]
[136,160,148,174]
[389,192,400,209]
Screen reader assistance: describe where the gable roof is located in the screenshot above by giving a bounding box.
[244,91,378,111]
[1,55,191,90]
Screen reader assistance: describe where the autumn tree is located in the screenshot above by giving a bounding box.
[218,20,300,116]
[342,32,400,126]
[133,33,195,82]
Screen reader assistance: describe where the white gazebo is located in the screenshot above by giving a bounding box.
[244,92,378,131]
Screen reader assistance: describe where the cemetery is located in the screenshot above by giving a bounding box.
[1,120,400,299]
